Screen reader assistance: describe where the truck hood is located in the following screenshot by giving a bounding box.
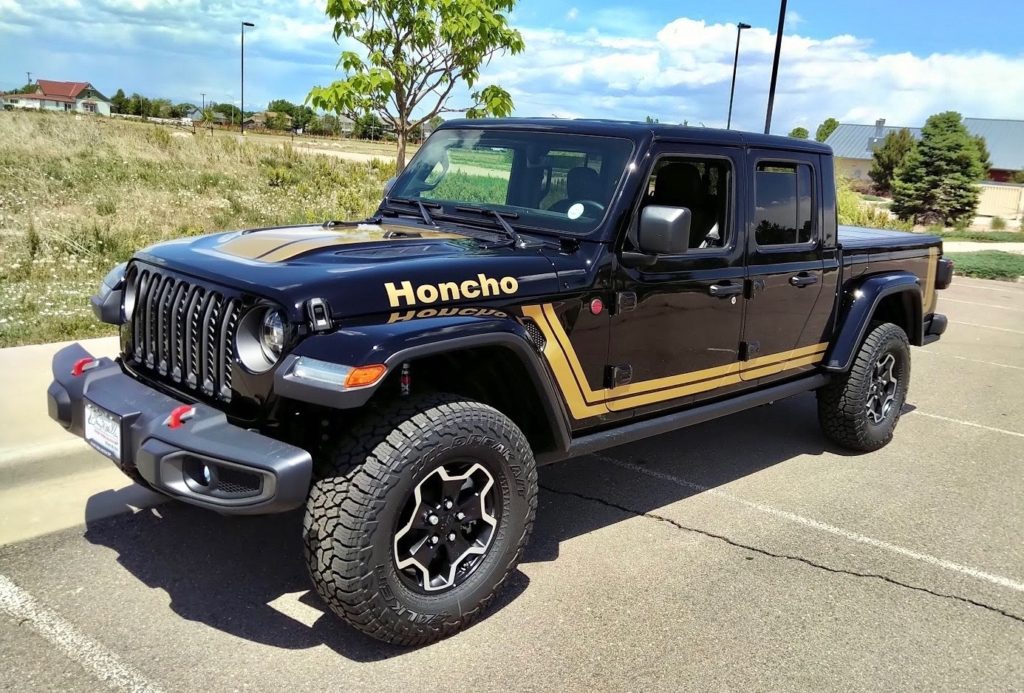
[132,222,569,319]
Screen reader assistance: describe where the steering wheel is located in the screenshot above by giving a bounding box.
[568,199,606,218]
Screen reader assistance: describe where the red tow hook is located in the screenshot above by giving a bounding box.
[71,357,99,377]
[164,405,196,429]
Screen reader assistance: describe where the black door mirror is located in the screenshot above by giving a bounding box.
[637,205,692,255]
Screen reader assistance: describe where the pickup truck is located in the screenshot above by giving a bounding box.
[47,118,952,645]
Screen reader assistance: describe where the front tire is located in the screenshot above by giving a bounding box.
[303,394,537,646]
[818,322,911,452]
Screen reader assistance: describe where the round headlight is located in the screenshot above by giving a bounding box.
[236,307,287,373]
[260,309,286,359]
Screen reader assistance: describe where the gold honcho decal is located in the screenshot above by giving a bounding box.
[522,303,829,420]
[385,275,519,308]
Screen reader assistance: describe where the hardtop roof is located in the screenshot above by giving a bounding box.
[438,117,833,155]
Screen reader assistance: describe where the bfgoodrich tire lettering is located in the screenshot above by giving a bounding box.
[817,322,911,452]
[303,393,537,645]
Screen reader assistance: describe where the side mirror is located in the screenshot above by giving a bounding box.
[637,205,692,255]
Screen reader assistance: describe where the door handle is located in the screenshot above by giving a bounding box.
[789,274,818,288]
[709,283,743,298]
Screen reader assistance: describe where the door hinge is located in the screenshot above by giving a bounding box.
[615,291,637,314]
[606,364,633,388]
[739,341,760,361]
[744,278,766,299]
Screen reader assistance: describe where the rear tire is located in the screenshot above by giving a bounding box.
[818,322,910,452]
[303,393,537,646]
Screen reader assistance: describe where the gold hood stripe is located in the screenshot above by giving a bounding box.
[523,303,829,420]
[216,226,465,263]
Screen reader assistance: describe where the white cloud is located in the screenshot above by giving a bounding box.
[479,17,1024,130]
[565,7,578,21]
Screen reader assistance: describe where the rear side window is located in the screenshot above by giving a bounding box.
[754,162,815,246]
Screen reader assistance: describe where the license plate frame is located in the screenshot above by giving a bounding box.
[84,401,123,462]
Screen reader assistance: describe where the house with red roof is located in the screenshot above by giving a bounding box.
[1,80,111,116]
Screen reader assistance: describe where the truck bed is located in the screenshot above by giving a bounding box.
[838,225,941,252]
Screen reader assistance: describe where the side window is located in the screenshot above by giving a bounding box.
[638,157,732,251]
[754,162,815,246]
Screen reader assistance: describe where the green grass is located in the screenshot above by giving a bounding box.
[0,110,394,347]
[934,229,1024,242]
[945,251,1024,280]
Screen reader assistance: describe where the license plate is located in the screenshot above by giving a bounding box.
[84,402,122,462]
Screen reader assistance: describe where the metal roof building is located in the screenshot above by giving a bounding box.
[826,117,1024,174]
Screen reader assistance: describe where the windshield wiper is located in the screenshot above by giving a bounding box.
[454,206,522,247]
[386,196,439,226]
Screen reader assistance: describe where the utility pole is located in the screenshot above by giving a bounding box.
[764,0,787,135]
[25,72,32,85]
[241,21,255,136]
[727,22,750,130]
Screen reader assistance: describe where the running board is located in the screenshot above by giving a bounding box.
[536,374,830,465]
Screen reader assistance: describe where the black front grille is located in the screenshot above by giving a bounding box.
[125,264,241,402]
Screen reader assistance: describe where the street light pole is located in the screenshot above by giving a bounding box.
[726,22,750,130]
[764,0,787,134]
[241,21,254,136]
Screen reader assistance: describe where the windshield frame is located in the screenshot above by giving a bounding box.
[385,127,638,239]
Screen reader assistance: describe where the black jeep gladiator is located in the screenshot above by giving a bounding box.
[48,118,952,645]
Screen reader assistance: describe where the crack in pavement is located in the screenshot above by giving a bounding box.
[539,483,1024,626]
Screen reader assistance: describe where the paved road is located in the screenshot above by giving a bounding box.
[1,277,1022,691]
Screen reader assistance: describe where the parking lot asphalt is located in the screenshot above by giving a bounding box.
[1,276,1022,692]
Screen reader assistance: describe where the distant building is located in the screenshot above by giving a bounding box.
[1,80,111,116]
[826,117,1024,183]
[243,111,292,130]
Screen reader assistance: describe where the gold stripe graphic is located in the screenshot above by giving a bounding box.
[523,303,828,420]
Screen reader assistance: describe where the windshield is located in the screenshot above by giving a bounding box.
[388,128,634,235]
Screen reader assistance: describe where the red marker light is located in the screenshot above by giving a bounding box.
[164,405,196,429]
[71,357,96,377]
[590,298,604,315]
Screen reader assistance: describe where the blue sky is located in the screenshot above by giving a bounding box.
[2,0,1023,133]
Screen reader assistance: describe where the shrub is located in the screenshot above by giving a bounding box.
[991,216,1007,230]
[837,178,912,230]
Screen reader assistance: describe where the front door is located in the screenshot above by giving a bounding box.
[740,151,828,381]
[607,144,746,415]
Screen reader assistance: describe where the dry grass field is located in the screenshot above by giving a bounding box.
[0,111,394,346]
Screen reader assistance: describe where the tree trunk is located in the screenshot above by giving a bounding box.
[396,129,407,172]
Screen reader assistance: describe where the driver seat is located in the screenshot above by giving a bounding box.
[649,163,716,247]
[549,166,601,213]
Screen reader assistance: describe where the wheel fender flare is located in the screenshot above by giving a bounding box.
[824,272,922,372]
[274,311,572,453]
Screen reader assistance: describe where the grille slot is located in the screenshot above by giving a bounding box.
[125,265,240,402]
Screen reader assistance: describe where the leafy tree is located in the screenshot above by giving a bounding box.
[1013,170,1024,184]
[9,82,37,94]
[110,88,128,114]
[353,112,385,140]
[892,112,984,226]
[973,135,991,178]
[868,128,915,196]
[267,111,291,130]
[815,117,839,143]
[213,103,242,124]
[308,0,525,170]
[788,126,809,139]
[645,115,659,124]
[149,98,173,119]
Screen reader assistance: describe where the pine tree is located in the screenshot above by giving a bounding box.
[891,112,983,226]
[868,128,915,196]
[815,117,839,142]
[973,135,991,178]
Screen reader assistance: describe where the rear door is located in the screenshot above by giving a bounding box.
[740,151,830,381]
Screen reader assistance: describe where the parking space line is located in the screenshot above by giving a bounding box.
[950,321,1024,335]
[940,297,1024,313]
[907,410,1024,439]
[0,575,161,693]
[595,455,1024,594]
[916,350,1024,371]
[950,279,1024,293]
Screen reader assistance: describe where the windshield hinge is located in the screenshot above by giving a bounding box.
[306,298,332,333]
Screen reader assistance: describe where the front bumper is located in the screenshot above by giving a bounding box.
[47,343,312,514]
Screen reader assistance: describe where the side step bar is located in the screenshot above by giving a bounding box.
[537,374,830,465]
